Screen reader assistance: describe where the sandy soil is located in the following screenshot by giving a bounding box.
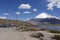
[0,27,59,40]
[0,27,39,40]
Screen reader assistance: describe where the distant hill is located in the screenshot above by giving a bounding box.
[29,18,60,24]
[0,19,35,27]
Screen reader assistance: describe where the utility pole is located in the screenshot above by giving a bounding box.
[15,12,20,30]
[3,13,9,27]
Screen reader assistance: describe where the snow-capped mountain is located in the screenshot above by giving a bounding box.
[35,12,60,19]
[29,13,60,25]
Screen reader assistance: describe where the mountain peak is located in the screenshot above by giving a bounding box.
[35,12,52,18]
[35,12,60,20]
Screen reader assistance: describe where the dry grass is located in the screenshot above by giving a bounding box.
[18,26,47,31]
[48,30,60,34]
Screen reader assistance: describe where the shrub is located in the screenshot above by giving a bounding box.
[38,28,47,31]
[17,26,47,31]
[27,27,39,31]
[51,35,60,40]
[48,30,60,34]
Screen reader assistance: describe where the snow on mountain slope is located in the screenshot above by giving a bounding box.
[35,12,60,19]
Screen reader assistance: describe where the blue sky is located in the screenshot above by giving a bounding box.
[0,0,60,21]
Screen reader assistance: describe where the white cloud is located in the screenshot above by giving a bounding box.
[16,12,21,15]
[23,11,31,14]
[56,2,60,8]
[47,0,60,10]
[18,4,31,9]
[3,13,9,16]
[47,3,54,10]
[0,16,6,19]
[33,8,37,12]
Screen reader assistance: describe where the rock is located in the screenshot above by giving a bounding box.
[30,32,44,38]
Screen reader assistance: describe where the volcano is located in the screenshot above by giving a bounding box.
[29,13,60,25]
